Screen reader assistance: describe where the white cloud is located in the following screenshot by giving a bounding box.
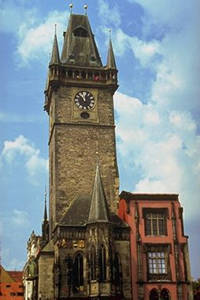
[98,0,121,27]
[114,91,200,221]
[17,10,68,64]
[12,209,29,226]
[112,28,160,67]
[0,0,68,64]
[1,135,48,185]
[6,258,25,271]
[0,111,44,123]
[0,0,36,34]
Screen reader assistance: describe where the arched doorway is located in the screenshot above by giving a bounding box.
[150,288,159,300]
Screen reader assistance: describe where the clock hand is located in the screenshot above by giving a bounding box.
[81,93,86,102]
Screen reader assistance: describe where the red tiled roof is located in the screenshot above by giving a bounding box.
[0,282,24,300]
[7,271,23,282]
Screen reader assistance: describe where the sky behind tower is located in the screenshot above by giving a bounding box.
[0,0,200,278]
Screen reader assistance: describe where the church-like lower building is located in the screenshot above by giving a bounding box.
[23,5,193,300]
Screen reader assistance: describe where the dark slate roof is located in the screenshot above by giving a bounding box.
[60,167,128,228]
[60,195,91,226]
[60,194,128,228]
[61,14,102,67]
[107,39,117,69]
[8,271,23,282]
[49,33,60,66]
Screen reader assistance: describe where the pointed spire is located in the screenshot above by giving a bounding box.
[49,25,60,66]
[106,37,117,69]
[44,187,47,221]
[61,14,102,66]
[88,165,110,223]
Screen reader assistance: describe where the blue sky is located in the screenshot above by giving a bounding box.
[0,0,200,278]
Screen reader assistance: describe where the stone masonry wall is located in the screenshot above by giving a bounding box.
[49,86,119,229]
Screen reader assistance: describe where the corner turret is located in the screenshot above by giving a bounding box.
[106,38,117,69]
[49,28,60,66]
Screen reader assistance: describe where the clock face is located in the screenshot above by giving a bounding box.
[74,91,95,110]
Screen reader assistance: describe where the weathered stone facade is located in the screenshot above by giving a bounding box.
[49,86,119,232]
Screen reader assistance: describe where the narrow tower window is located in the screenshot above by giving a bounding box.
[114,253,121,285]
[72,253,83,293]
[99,245,106,282]
[90,246,96,280]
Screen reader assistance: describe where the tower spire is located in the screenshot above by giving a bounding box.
[106,35,117,69]
[88,165,110,223]
[49,26,60,66]
[61,14,102,66]
[42,187,49,243]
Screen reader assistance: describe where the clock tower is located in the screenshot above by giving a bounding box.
[23,8,132,300]
[45,13,119,234]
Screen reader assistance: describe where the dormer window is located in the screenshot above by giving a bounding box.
[73,27,88,37]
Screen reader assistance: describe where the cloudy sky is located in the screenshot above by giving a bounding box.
[0,0,200,278]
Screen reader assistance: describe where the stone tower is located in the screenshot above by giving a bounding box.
[23,8,132,300]
[44,13,119,235]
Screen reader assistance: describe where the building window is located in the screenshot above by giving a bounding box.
[72,253,83,293]
[149,288,159,300]
[90,246,96,280]
[149,288,170,300]
[99,245,106,282]
[113,253,122,293]
[161,288,170,299]
[145,244,171,281]
[148,252,167,274]
[143,208,167,236]
[73,27,88,37]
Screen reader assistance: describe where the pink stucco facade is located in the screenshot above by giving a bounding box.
[118,192,193,300]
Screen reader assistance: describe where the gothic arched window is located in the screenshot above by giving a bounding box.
[99,245,106,282]
[72,253,83,293]
[90,246,96,280]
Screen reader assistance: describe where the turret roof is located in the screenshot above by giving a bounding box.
[61,14,102,67]
[106,38,117,69]
[88,164,110,223]
[49,32,60,65]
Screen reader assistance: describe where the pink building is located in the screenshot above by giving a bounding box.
[118,192,193,300]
